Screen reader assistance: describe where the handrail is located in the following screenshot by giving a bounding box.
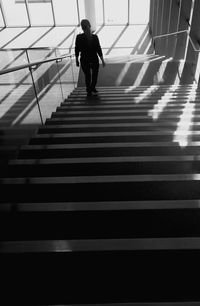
[153,29,188,40]
[0,51,76,125]
[0,47,72,51]
[0,52,75,76]
[188,35,200,52]
[153,29,200,53]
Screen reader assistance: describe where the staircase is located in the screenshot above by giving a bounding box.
[1,84,200,305]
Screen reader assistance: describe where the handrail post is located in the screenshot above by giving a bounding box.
[25,49,44,125]
[29,66,44,125]
[70,55,76,89]
[55,50,64,101]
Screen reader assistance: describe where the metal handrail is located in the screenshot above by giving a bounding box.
[153,29,188,40]
[188,35,200,52]
[0,51,75,125]
[153,29,200,53]
[0,52,75,75]
[0,47,72,51]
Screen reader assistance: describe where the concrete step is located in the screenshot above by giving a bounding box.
[17,142,200,158]
[2,155,200,177]
[1,174,200,202]
[1,209,200,240]
[1,247,200,304]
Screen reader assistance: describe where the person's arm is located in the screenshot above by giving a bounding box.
[75,35,80,67]
[96,35,106,67]
[100,55,105,67]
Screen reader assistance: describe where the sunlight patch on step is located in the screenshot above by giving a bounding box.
[148,84,178,121]
[153,57,173,85]
[133,56,166,87]
[174,60,185,85]
[132,85,159,104]
[173,84,197,147]
[123,55,165,90]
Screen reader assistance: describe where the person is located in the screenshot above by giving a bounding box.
[75,19,105,97]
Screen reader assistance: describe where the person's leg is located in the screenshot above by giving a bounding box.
[91,62,99,92]
[81,62,91,94]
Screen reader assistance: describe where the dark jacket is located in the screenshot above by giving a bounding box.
[75,33,103,63]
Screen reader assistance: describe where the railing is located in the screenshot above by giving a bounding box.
[0,47,77,126]
[153,29,200,54]
[152,29,200,84]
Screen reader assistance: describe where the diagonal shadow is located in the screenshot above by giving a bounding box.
[0,28,76,107]
[16,61,72,125]
[1,27,30,49]
[0,27,6,33]
[105,25,129,56]
[2,27,55,71]
[0,60,71,125]
[130,25,149,55]
[95,24,105,35]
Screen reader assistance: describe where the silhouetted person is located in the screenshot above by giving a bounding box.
[75,19,105,97]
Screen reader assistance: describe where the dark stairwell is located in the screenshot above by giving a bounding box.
[1,50,200,306]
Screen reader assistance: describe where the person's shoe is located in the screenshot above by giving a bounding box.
[87,91,92,97]
[91,88,98,95]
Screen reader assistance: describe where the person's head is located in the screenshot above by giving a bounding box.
[81,19,91,33]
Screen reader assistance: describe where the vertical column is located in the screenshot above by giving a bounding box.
[84,0,96,32]
[155,0,171,55]
[174,0,192,60]
[156,0,164,36]
[167,0,180,58]
[185,0,200,84]
[179,0,192,31]
[148,0,154,36]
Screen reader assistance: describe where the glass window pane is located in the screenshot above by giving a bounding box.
[97,25,124,48]
[1,0,29,26]
[0,28,26,48]
[104,0,128,24]
[34,27,75,48]
[27,0,54,25]
[52,0,78,25]
[0,7,5,26]
[129,0,150,24]
[6,27,51,48]
[95,0,103,25]
[115,25,147,47]
[78,0,85,22]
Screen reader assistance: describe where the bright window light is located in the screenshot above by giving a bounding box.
[2,0,29,26]
[173,85,197,147]
[52,0,78,25]
[27,0,54,26]
[149,84,178,120]
[104,0,128,24]
[129,0,150,24]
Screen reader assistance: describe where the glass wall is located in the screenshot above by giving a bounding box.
[104,0,129,24]
[129,0,150,24]
[27,0,54,26]
[1,0,29,26]
[0,7,5,27]
[52,0,79,25]
[0,0,150,27]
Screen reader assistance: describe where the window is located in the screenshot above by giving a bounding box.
[0,7,5,27]
[26,0,54,25]
[129,0,150,24]
[104,0,128,24]
[95,0,104,25]
[52,0,78,25]
[2,0,29,26]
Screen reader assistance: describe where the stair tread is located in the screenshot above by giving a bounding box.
[2,237,200,253]
[2,173,200,184]
[9,155,200,164]
[1,199,200,212]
